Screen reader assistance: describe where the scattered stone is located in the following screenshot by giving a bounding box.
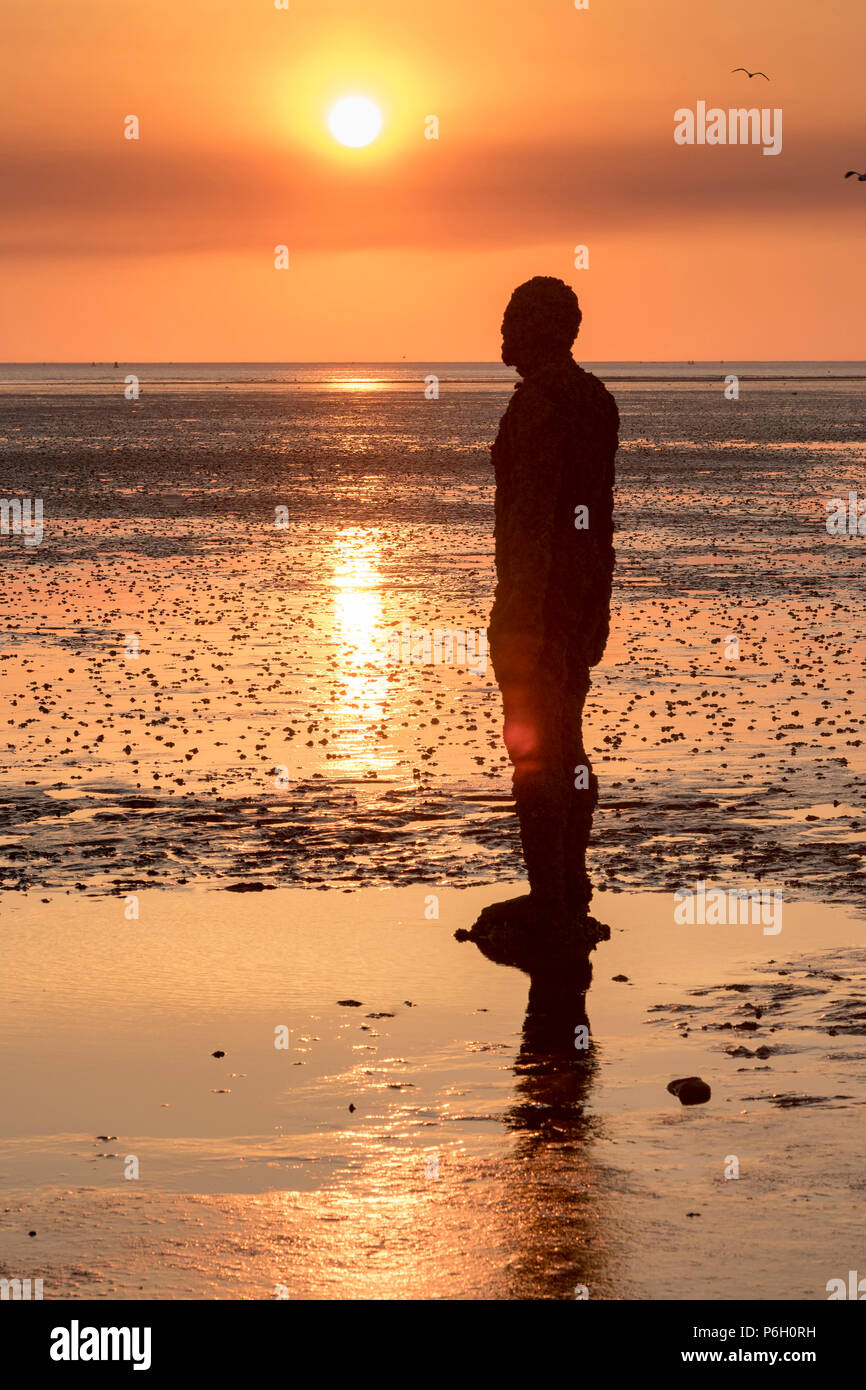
[667,1076,712,1106]
[211,1050,225,1058]
[222,882,276,892]
[337,999,363,1007]
[766,1092,831,1107]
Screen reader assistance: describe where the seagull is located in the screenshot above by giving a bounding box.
[844,171,866,180]
[732,67,769,79]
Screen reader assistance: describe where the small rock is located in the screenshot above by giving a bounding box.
[223,882,275,893]
[211,1050,226,1058]
[348,1103,356,1113]
[612,974,630,983]
[337,999,363,1008]
[667,1076,712,1106]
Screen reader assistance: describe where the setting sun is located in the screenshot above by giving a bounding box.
[328,95,383,148]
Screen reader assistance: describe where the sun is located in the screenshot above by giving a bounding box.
[328,96,383,148]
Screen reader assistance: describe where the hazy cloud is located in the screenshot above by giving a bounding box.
[2,128,862,258]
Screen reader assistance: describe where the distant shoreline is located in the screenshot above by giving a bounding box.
[2,361,865,389]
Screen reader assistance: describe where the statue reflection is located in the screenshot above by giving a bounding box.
[456,906,614,1299]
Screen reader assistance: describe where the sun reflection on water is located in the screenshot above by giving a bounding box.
[329,378,386,392]
[329,527,395,775]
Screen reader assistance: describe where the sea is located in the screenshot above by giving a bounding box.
[1,362,865,907]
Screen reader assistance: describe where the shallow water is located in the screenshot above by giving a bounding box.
[1,886,863,1299]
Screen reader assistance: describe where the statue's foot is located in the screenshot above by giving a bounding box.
[455,893,609,972]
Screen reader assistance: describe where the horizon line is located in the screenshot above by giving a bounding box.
[2,359,865,367]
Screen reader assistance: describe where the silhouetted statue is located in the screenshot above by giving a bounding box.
[487,276,618,945]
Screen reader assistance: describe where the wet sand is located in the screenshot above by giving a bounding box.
[1,376,866,907]
[1,885,864,1300]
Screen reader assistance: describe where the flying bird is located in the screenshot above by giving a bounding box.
[732,67,769,80]
[844,171,866,180]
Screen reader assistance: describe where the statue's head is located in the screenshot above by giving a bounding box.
[501,276,582,376]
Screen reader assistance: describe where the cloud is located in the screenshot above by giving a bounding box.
[2,127,862,258]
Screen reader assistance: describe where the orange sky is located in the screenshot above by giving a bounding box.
[2,0,865,360]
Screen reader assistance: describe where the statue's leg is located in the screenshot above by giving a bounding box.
[563,662,596,915]
[492,632,571,921]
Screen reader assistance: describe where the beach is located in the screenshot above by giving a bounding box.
[2,884,865,1300]
[1,364,865,1299]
